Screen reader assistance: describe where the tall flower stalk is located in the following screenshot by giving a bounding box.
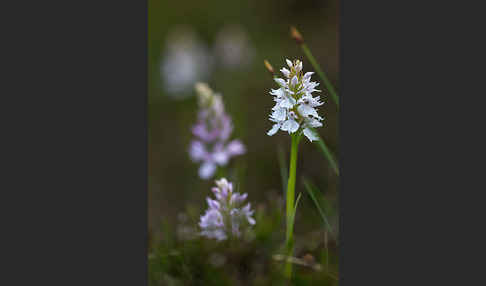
[266,59,325,279]
[283,133,301,277]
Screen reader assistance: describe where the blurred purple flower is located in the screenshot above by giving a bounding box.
[189,83,246,179]
[199,178,255,240]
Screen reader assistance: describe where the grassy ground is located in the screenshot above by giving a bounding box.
[149,190,339,285]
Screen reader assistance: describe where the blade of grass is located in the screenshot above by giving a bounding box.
[308,127,339,176]
[290,26,339,108]
[288,192,302,239]
[303,177,335,239]
[301,44,339,108]
[315,137,339,176]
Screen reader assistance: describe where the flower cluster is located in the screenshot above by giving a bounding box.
[189,83,246,179]
[267,59,324,141]
[199,178,255,240]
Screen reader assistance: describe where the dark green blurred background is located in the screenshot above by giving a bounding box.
[149,0,339,283]
[149,0,338,235]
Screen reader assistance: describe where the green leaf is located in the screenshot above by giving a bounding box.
[308,127,339,176]
[300,43,339,108]
[303,177,335,239]
[288,192,302,239]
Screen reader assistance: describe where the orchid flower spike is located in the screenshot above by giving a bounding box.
[189,83,246,179]
[199,178,255,240]
[267,59,325,142]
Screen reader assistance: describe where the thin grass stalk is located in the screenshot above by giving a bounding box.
[303,177,335,239]
[290,26,339,108]
[301,44,339,108]
[308,126,339,176]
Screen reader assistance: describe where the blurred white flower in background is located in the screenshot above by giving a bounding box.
[214,25,255,69]
[160,24,254,97]
[160,26,213,97]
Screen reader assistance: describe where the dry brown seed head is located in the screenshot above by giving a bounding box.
[263,59,274,75]
[290,26,304,45]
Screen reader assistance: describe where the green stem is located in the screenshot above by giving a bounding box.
[301,44,339,108]
[286,135,299,242]
[284,133,300,279]
[215,166,226,179]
